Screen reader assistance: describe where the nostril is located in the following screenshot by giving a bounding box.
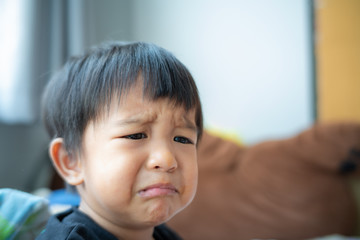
[155,165,160,169]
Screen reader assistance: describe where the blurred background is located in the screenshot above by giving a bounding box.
[0,0,359,192]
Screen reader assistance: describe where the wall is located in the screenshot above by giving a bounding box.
[86,0,133,47]
[130,0,314,144]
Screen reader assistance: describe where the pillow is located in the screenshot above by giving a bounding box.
[0,188,50,240]
[168,122,360,240]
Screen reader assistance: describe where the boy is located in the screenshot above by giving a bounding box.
[37,42,203,240]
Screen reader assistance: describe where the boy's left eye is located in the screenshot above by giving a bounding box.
[174,136,193,144]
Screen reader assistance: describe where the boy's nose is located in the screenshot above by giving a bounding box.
[147,147,177,172]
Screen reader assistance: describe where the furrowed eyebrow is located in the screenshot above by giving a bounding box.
[110,112,197,133]
[112,119,147,127]
[179,116,197,133]
[111,113,155,127]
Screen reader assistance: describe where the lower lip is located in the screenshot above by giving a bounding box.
[139,188,177,198]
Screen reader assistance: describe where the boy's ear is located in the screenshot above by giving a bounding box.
[49,138,84,186]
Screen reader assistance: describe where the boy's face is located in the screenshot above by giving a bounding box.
[76,82,198,232]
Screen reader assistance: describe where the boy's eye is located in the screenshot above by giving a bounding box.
[123,133,147,140]
[174,136,193,144]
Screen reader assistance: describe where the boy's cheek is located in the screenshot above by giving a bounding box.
[183,162,198,199]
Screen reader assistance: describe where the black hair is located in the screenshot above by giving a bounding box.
[42,42,203,154]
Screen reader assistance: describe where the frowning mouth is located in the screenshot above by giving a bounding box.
[138,183,178,198]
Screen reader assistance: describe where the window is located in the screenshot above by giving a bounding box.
[0,0,34,123]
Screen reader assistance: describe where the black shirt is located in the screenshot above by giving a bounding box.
[36,207,182,240]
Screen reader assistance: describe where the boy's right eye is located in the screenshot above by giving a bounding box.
[122,133,147,140]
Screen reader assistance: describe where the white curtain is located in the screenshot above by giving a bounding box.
[0,0,88,124]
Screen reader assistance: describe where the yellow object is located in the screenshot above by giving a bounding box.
[315,0,360,122]
[205,127,243,146]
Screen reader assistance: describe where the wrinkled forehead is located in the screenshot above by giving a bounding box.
[108,100,196,128]
[95,78,196,124]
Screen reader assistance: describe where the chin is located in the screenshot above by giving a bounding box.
[145,203,182,226]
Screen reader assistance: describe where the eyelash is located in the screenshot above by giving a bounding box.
[122,133,147,140]
[174,136,193,145]
[122,133,193,144]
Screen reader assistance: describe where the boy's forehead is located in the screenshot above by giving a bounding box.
[114,99,194,121]
[96,93,196,127]
[92,78,198,128]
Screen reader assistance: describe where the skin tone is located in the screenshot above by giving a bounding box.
[49,81,198,240]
